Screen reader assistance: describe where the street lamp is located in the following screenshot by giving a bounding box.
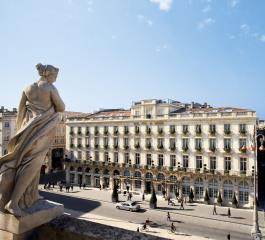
[251,130,264,240]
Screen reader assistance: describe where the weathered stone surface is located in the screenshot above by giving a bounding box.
[32,215,167,240]
[0,200,63,235]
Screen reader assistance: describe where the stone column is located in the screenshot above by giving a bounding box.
[82,174,86,185]
[100,176,104,187]
[109,176,114,190]
[91,174,94,187]
[120,178,125,191]
[74,172,78,184]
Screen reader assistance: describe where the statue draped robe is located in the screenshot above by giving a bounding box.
[0,92,61,212]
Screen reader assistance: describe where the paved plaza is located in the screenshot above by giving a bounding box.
[40,184,265,239]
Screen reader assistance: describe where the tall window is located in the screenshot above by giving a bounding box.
[158,154,164,166]
[114,152,119,163]
[135,153,140,165]
[224,124,231,134]
[183,155,189,168]
[169,138,176,149]
[209,124,216,133]
[223,180,233,201]
[114,137,118,147]
[124,125,129,134]
[104,137,108,146]
[195,138,202,150]
[124,138,129,148]
[182,177,190,196]
[209,139,216,150]
[182,138,189,149]
[86,151,90,160]
[77,151,82,160]
[208,178,218,198]
[170,125,175,134]
[195,178,204,199]
[94,137,99,145]
[195,124,202,134]
[170,155,176,167]
[210,156,216,170]
[240,158,247,171]
[182,125,188,133]
[196,156,202,169]
[95,151,99,161]
[104,152,109,162]
[157,138,164,148]
[224,138,231,149]
[239,181,249,204]
[239,124,246,133]
[239,138,247,148]
[124,152,129,164]
[224,157,231,170]
[147,153,152,165]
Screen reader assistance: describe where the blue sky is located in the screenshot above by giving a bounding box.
[1,0,265,118]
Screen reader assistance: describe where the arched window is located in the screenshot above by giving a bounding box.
[169,175,177,182]
[208,178,218,199]
[134,171,141,178]
[70,166,74,171]
[195,177,204,199]
[113,169,120,176]
[223,180,233,201]
[124,169,130,177]
[94,168,100,174]
[182,176,190,196]
[239,181,249,205]
[157,173,165,181]
[77,167,82,172]
[146,172,153,180]
[103,169,109,175]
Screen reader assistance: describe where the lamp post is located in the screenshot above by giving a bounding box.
[251,129,264,240]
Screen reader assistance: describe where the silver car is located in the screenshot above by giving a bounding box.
[115,201,140,212]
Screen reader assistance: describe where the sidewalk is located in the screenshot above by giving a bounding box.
[40,184,265,229]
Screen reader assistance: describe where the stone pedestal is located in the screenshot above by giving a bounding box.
[0,200,64,240]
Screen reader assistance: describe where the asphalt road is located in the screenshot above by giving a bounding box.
[40,191,253,240]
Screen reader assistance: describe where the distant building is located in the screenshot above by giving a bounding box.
[65,99,257,208]
[0,106,17,156]
[42,111,86,174]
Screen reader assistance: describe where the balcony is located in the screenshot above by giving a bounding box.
[195,146,202,152]
[169,145,176,151]
[209,129,216,135]
[170,128,176,134]
[113,144,119,150]
[239,146,247,153]
[224,129,231,135]
[224,170,230,175]
[104,144,109,149]
[94,130,99,136]
[94,144,99,149]
[239,129,247,135]
[209,146,216,152]
[158,128,163,135]
[78,131,82,135]
[145,143,152,150]
[70,143,75,148]
[85,144,90,148]
[182,129,188,135]
[157,144,164,150]
[240,170,246,176]
[70,131,74,135]
[124,145,129,150]
[135,127,140,134]
[85,131,90,136]
[224,147,231,153]
[134,143,140,149]
[104,130,108,135]
[77,144,82,149]
[114,130,119,135]
[124,128,129,135]
[182,146,189,152]
[195,128,202,135]
[146,128,151,135]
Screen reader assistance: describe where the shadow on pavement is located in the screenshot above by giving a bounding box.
[40,190,101,218]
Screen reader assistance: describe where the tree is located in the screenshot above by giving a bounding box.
[217,191,223,206]
[189,188,194,203]
[204,189,210,204]
[149,184,157,209]
[232,192,238,208]
[112,183,119,203]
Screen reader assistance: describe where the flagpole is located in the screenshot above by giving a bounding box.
[251,125,262,240]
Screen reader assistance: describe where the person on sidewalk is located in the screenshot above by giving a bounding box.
[145,218,150,225]
[168,197,171,205]
[171,222,176,233]
[137,227,139,232]
[142,194,145,201]
[167,212,171,221]
[79,183,82,189]
[71,185,73,191]
[228,208,231,218]
[227,232,230,240]
[180,200,184,210]
[213,204,217,215]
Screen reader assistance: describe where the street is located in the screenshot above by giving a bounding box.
[40,188,258,240]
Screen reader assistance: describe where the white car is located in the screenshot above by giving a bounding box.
[115,201,140,212]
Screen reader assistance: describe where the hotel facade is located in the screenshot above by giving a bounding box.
[65,99,257,208]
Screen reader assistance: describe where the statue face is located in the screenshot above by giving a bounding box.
[47,72,58,84]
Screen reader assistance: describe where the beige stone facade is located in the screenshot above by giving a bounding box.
[65,99,257,208]
[0,106,17,157]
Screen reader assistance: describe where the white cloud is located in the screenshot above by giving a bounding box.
[202,5,211,13]
[150,0,173,11]
[260,35,265,43]
[137,15,153,27]
[240,24,249,32]
[198,18,215,30]
[229,0,239,8]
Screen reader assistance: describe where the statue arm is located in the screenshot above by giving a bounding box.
[50,86,65,112]
[16,91,27,130]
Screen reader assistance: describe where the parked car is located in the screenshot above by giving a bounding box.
[115,201,140,212]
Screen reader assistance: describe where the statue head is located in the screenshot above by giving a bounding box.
[36,63,59,84]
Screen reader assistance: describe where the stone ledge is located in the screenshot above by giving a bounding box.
[0,200,64,235]
[32,215,167,240]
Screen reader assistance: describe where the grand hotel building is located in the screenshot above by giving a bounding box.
[65,99,257,207]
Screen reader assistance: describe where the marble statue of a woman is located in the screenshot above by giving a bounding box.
[0,63,65,217]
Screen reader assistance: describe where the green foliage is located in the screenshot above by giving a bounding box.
[112,183,119,202]
[217,191,222,205]
[204,189,210,202]
[150,184,157,208]
[232,192,238,206]
[189,188,194,202]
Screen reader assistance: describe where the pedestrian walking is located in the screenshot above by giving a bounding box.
[83,183,86,189]
[71,185,73,191]
[52,182,55,188]
[180,200,184,210]
[227,232,230,240]
[228,208,231,218]
[142,194,145,201]
[168,197,171,205]
[66,185,69,192]
[137,227,139,232]
[79,183,82,189]
[99,184,102,190]
[213,204,217,215]
[167,212,171,221]
[129,192,132,201]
